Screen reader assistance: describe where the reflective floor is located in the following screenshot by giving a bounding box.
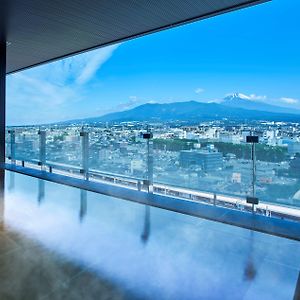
[0,170,300,300]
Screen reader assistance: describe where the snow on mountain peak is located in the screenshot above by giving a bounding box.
[224,93,267,102]
[224,93,252,101]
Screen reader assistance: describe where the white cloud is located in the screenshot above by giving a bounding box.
[116,96,142,111]
[7,44,120,125]
[129,95,138,102]
[76,44,119,84]
[11,73,75,106]
[195,88,204,94]
[280,97,299,104]
[246,94,266,101]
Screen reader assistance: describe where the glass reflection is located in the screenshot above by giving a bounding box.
[141,206,151,244]
[79,189,87,222]
[243,232,257,281]
[38,179,45,204]
[8,170,14,191]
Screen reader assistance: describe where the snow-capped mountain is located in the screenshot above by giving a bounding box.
[61,100,300,124]
[222,93,299,114]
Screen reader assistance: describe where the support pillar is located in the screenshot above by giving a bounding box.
[0,31,6,225]
[0,34,6,164]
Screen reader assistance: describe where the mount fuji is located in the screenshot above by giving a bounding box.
[221,93,299,114]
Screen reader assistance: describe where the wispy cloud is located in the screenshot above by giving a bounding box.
[114,96,143,111]
[7,44,120,125]
[11,73,76,106]
[76,44,119,84]
[195,88,204,94]
[280,97,299,104]
[246,94,267,101]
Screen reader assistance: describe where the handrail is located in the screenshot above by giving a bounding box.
[7,157,300,222]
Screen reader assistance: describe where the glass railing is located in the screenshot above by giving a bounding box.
[88,126,149,189]
[14,128,40,163]
[46,127,82,172]
[5,125,300,221]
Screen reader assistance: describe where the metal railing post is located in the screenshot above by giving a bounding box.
[246,135,259,212]
[80,130,89,180]
[9,129,16,163]
[39,130,46,170]
[137,180,142,191]
[148,137,154,193]
[143,129,153,193]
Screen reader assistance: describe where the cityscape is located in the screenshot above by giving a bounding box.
[5,0,299,216]
[6,101,300,211]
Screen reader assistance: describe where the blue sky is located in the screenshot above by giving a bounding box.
[6,0,300,125]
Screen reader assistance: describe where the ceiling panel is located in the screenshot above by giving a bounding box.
[2,0,269,74]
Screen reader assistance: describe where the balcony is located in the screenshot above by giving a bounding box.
[1,169,300,299]
[1,0,300,299]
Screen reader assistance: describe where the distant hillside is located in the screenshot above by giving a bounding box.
[63,100,300,124]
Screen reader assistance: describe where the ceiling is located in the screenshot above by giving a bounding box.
[3,0,269,74]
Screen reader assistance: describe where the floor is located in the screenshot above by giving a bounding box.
[0,170,300,300]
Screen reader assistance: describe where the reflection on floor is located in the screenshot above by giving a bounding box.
[0,230,137,300]
[0,170,300,300]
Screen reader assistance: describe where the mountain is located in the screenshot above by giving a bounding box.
[221,93,299,114]
[65,100,300,124]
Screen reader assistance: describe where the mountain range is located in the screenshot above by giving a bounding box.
[63,94,300,124]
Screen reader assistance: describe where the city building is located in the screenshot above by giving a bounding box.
[288,141,300,156]
[290,154,300,178]
[179,149,223,172]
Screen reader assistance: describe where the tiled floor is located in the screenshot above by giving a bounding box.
[0,170,300,300]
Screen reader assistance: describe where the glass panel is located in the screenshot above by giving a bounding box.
[255,137,300,209]
[15,127,40,163]
[46,126,82,169]
[88,125,147,188]
[153,130,253,202]
[5,129,11,159]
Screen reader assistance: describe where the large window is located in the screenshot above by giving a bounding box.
[6,0,300,219]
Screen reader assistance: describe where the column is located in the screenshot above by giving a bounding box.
[0,30,6,225]
[0,33,6,164]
